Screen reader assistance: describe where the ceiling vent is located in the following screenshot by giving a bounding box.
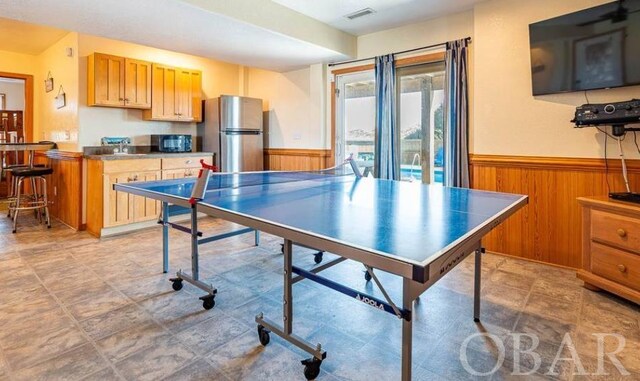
[344,8,376,20]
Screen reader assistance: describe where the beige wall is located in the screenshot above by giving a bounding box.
[77,34,242,149]
[473,0,640,159]
[37,32,79,152]
[357,10,474,58]
[246,64,326,149]
[0,80,25,110]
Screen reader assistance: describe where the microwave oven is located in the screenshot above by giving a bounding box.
[150,134,192,153]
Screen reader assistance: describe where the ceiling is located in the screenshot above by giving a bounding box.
[0,0,353,71]
[271,0,485,35]
[0,0,480,71]
[0,17,68,55]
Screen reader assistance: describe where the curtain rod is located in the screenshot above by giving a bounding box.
[328,36,471,67]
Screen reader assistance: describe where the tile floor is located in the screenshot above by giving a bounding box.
[1,216,639,380]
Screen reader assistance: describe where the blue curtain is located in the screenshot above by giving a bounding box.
[374,54,399,180]
[444,39,470,188]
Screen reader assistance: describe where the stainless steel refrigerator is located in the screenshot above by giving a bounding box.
[198,95,264,172]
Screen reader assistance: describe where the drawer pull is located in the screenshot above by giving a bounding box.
[616,228,627,238]
[186,160,192,164]
[617,264,627,273]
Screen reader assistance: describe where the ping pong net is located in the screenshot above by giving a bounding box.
[188,156,361,204]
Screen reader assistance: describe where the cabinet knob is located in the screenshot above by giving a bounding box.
[119,98,124,101]
[124,98,129,102]
[186,160,192,164]
[618,264,627,273]
[616,228,627,238]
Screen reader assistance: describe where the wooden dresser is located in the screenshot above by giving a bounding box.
[578,196,640,304]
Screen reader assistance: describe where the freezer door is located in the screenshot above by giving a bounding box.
[220,95,263,131]
[220,131,264,172]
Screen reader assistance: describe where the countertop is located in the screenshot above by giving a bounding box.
[85,152,214,160]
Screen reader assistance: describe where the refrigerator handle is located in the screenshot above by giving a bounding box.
[222,130,262,135]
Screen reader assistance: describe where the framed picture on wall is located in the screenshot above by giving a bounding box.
[573,29,625,90]
[45,72,54,93]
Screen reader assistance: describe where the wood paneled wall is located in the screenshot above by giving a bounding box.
[35,151,83,230]
[471,154,640,269]
[264,149,332,171]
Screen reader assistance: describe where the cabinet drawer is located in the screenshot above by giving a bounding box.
[591,209,640,254]
[591,242,640,291]
[162,155,212,170]
[103,159,161,174]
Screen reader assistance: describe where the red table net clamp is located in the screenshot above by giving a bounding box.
[189,160,217,205]
[199,159,218,172]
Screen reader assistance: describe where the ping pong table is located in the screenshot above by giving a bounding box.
[114,160,527,380]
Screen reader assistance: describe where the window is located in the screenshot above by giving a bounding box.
[335,71,376,169]
[397,62,446,184]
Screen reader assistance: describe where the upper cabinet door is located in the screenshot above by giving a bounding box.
[144,65,201,122]
[88,53,125,107]
[88,53,151,110]
[124,58,152,109]
[187,70,202,122]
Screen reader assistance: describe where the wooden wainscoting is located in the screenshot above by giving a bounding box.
[264,148,332,171]
[470,154,640,269]
[34,151,84,230]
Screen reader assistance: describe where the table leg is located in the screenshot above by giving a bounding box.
[283,239,293,334]
[162,202,169,273]
[401,278,414,381]
[254,230,260,246]
[474,247,482,322]
[191,205,199,281]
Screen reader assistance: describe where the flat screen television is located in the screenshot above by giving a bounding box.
[529,0,640,95]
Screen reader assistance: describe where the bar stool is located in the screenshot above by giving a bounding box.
[9,166,53,233]
[6,164,45,218]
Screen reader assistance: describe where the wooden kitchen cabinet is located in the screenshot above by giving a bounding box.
[86,155,212,237]
[87,158,162,236]
[88,53,151,109]
[577,197,640,304]
[143,64,202,122]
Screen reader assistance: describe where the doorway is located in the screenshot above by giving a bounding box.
[0,72,34,199]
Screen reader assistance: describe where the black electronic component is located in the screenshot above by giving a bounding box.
[572,99,640,127]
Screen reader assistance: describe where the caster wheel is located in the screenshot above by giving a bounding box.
[257,325,270,346]
[364,271,372,282]
[302,358,322,380]
[201,296,215,310]
[170,278,183,291]
[314,252,323,264]
[12,229,16,234]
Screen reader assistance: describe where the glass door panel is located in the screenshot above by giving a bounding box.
[397,62,445,184]
[335,71,376,174]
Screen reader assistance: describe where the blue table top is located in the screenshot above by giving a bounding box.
[118,172,527,267]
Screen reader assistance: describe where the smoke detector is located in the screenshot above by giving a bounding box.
[344,8,376,20]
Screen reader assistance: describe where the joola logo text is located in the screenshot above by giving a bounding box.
[355,294,384,310]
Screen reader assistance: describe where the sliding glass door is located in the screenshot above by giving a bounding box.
[397,61,446,184]
[335,71,376,171]
[334,61,445,183]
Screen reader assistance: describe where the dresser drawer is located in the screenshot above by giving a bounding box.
[591,242,640,291]
[162,155,212,170]
[591,209,640,254]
